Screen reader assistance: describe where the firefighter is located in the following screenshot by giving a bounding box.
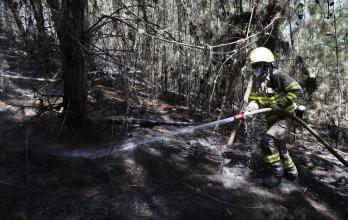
[245,47,303,187]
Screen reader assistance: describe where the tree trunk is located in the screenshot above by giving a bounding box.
[48,0,88,127]
[4,0,27,41]
[28,0,45,38]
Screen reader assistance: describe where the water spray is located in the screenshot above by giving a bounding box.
[116,108,273,152]
[59,108,273,159]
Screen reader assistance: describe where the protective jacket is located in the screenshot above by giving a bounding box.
[249,69,303,122]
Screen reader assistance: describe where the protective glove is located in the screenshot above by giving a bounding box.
[245,101,259,113]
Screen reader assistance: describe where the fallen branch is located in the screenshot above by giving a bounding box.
[91,116,194,127]
[0,180,12,186]
[1,74,58,82]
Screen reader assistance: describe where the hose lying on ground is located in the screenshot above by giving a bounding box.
[278,109,348,170]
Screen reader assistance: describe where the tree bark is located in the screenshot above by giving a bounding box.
[4,0,27,40]
[28,0,45,38]
[48,0,88,127]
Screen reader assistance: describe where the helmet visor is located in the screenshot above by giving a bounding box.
[251,62,266,77]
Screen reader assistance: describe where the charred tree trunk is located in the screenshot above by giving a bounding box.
[258,0,288,51]
[28,0,45,38]
[48,0,88,128]
[4,0,27,41]
[61,0,88,127]
[28,0,51,63]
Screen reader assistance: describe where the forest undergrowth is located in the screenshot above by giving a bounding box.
[1,39,348,220]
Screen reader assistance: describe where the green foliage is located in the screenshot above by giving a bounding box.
[308,4,317,16]
[279,2,348,125]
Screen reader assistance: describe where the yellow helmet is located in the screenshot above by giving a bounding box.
[249,47,275,64]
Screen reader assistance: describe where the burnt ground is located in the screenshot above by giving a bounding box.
[1,39,348,220]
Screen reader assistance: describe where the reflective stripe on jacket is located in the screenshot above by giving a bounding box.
[249,70,303,120]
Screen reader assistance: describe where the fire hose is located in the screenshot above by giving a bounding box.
[232,108,348,170]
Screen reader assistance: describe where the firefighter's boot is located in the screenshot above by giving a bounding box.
[280,149,298,180]
[262,151,283,188]
[284,158,298,180]
[261,134,284,188]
